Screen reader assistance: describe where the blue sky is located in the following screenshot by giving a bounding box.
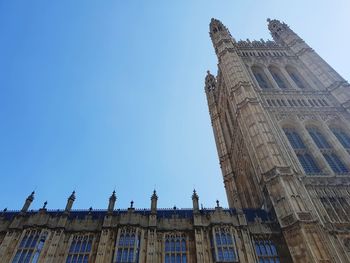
[0,1,349,211]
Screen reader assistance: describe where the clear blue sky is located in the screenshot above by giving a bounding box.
[1,1,349,211]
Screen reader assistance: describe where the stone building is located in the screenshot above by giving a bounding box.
[0,18,349,263]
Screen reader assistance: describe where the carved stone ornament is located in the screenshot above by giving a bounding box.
[297,113,317,121]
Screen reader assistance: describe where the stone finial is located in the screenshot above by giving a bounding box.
[65,191,76,213]
[43,201,47,209]
[151,190,158,214]
[108,190,117,213]
[216,200,220,208]
[21,191,35,213]
[192,190,199,214]
[130,201,134,209]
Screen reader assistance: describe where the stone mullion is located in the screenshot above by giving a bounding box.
[321,188,340,222]
[263,67,280,90]
[45,230,65,263]
[295,121,333,175]
[0,230,22,262]
[309,188,328,224]
[279,67,300,90]
[95,229,112,263]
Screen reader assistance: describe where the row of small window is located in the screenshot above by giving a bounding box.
[240,51,287,57]
[266,98,329,108]
[11,229,281,263]
[252,65,307,90]
[284,127,350,175]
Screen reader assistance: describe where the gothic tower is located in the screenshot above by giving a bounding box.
[206,18,350,262]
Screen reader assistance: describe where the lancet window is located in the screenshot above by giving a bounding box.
[113,228,140,263]
[164,233,187,263]
[253,238,280,263]
[283,128,321,175]
[268,66,288,89]
[66,234,93,263]
[12,230,47,263]
[285,66,306,89]
[252,66,272,89]
[331,128,350,153]
[307,127,349,174]
[211,227,238,262]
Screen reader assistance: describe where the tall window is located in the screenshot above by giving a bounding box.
[252,66,272,89]
[66,234,93,263]
[211,227,238,262]
[268,66,288,89]
[331,128,350,153]
[254,239,280,263]
[285,66,306,89]
[12,230,47,263]
[164,234,187,263]
[307,128,349,174]
[283,128,321,175]
[114,228,140,263]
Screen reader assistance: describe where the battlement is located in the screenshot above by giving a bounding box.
[236,39,281,49]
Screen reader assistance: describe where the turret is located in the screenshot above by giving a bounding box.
[192,190,199,214]
[108,190,117,213]
[151,190,158,214]
[209,18,235,56]
[65,191,75,213]
[21,191,35,213]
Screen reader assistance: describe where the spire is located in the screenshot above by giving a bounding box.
[108,190,117,213]
[21,191,35,213]
[65,191,76,213]
[192,189,199,213]
[151,190,158,214]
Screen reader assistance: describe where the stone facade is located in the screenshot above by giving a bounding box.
[206,18,350,262]
[0,18,349,263]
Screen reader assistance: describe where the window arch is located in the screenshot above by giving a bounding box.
[285,66,307,89]
[114,228,140,263]
[307,127,349,174]
[251,66,272,89]
[331,127,350,153]
[268,66,289,89]
[253,238,280,263]
[164,234,187,263]
[283,128,321,175]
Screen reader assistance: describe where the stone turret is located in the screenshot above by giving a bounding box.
[108,190,117,213]
[150,190,158,214]
[209,18,235,56]
[65,191,75,213]
[192,190,199,214]
[21,191,35,213]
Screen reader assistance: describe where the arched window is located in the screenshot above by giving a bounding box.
[114,228,140,263]
[285,66,306,89]
[12,230,47,263]
[66,234,93,263]
[211,227,238,262]
[283,128,321,175]
[164,234,187,263]
[307,127,349,174]
[268,66,289,89]
[254,238,280,263]
[331,128,350,152]
[251,66,272,89]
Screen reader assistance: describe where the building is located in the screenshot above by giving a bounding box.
[0,18,349,263]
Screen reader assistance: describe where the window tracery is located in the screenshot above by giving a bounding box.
[253,238,280,263]
[211,227,238,262]
[285,66,306,89]
[114,228,140,263]
[66,234,93,263]
[307,127,348,174]
[164,233,187,263]
[331,128,350,154]
[283,128,321,175]
[268,66,289,89]
[251,66,272,89]
[12,229,47,263]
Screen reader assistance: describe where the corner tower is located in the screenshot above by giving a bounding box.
[206,18,350,262]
